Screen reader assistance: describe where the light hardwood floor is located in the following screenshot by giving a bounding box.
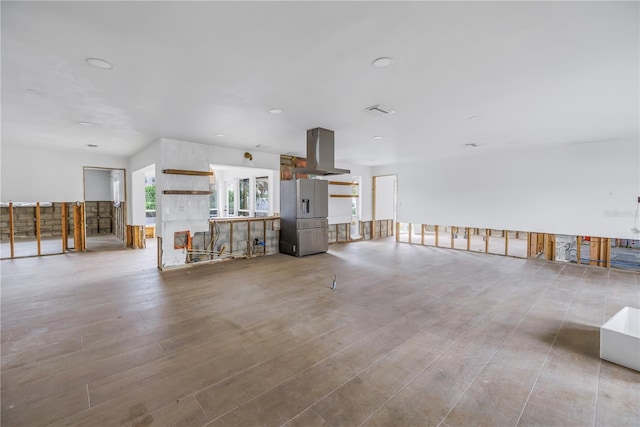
[1,238,639,426]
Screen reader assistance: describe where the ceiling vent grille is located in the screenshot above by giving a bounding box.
[366,104,395,115]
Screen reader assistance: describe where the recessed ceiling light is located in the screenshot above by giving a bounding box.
[215,134,225,137]
[79,121,94,126]
[268,108,283,114]
[372,136,383,140]
[86,144,99,148]
[86,57,113,69]
[371,57,393,68]
[467,115,481,121]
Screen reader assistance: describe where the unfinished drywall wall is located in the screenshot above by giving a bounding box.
[374,139,639,239]
[1,144,128,202]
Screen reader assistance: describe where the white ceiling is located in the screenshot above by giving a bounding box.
[2,1,638,166]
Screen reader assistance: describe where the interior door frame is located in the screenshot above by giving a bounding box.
[83,166,127,245]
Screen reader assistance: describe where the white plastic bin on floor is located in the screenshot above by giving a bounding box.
[600,306,640,372]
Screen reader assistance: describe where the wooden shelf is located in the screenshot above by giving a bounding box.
[328,181,358,186]
[162,169,213,176]
[163,190,212,195]
[330,194,358,198]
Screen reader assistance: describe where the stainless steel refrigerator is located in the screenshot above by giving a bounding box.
[280,178,328,256]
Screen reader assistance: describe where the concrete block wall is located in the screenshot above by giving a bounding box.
[358,220,393,240]
[328,223,350,244]
[203,219,279,262]
[85,201,114,236]
[265,219,279,255]
[211,222,231,255]
[232,221,249,257]
[38,204,63,238]
[0,204,67,241]
[11,207,37,238]
[249,220,265,256]
[361,221,372,240]
[0,207,10,240]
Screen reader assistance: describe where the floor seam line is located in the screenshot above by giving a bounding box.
[593,270,611,427]
[436,268,566,427]
[193,394,210,421]
[361,273,533,427]
[514,287,577,426]
[211,324,422,425]
[280,328,425,427]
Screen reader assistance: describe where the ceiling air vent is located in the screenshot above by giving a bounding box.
[366,104,395,115]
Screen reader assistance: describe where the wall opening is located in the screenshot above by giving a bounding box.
[83,167,126,252]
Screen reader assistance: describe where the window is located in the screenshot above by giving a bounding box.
[226,181,235,216]
[212,166,273,218]
[255,176,269,217]
[238,178,250,217]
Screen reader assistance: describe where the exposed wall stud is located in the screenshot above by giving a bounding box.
[505,230,509,255]
[36,202,41,255]
[590,237,600,266]
[61,202,68,252]
[8,202,15,258]
[450,226,455,249]
[485,229,490,253]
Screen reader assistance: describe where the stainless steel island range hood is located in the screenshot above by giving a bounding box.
[292,128,350,176]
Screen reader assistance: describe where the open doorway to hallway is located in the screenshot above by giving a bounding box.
[83,167,126,252]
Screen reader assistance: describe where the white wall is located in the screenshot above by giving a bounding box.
[157,139,210,267]
[127,140,161,224]
[84,169,111,201]
[1,144,127,202]
[110,170,125,204]
[374,175,396,221]
[131,169,147,225]
[319,174,354,225]
[373,139,639,238]
[348,165,373,222]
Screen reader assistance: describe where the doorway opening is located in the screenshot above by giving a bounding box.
[83,167,126,252]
